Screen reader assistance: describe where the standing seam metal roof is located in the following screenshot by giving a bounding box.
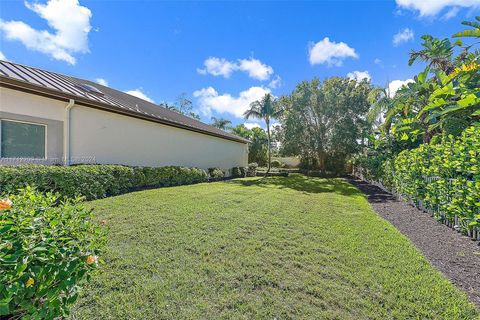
[0,60,249,144]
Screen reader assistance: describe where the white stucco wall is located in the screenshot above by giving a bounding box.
[69,106,248,169]
[0,87,248,169]
[0,87,65,121]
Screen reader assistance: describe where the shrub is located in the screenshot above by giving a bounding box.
[392,126,480,232]
[271,160,283,168]
[0,165,208,201]
[231,167,246,178]
[208,168,225,181]
[357,126,480,234]
[0,187,105,319]
[247,163,258,177]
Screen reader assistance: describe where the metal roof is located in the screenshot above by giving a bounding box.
[0,60,248,144]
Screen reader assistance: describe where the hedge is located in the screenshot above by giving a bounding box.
[0,165,208,201]
[0,187,105,318]
[231,167,246,178]
[207,168,225,181]
[355,126,480,234]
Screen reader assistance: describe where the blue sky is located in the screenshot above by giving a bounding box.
[1,0,479,128]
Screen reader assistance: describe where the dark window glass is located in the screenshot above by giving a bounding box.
[1,120,46,158]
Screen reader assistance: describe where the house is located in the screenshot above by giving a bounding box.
[0,60,249,170]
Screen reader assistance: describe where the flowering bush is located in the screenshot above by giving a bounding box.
[0,187,105,319]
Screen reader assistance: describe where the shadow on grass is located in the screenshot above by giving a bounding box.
[229,174,363,197]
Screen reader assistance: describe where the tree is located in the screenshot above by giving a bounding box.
[408,35,457,74]
[244,94,282,175]
[210,117,232,131]
[162,93,200,120]
[231,124,268,165]
[278,77,372,173]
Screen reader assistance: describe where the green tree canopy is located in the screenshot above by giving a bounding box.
[278,77,372,172]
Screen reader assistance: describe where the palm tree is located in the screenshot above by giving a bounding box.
[211,117,232,131]
[244,93,281,175]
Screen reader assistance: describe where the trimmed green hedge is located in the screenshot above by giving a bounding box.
[207,168,225,181]
[231,167,246,178]
[391,126,479,232]
[356,126,480,234]
[0,165,208,201]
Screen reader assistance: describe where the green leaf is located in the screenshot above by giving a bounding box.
[452,28,480,38]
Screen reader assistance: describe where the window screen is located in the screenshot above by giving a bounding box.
[1,120,46,158]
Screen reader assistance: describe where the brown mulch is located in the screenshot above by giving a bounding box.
[347,177,480,308]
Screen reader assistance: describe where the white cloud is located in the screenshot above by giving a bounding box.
[196,57,237,78]
[193,86,270,118]
[374,58,382,64]
[268,75,282,89]
[393,28,414,46]
[237,58,274,81]
[443,7,460,19]
[308,37,358,66]
[125,89,154,103]
[347,70,371,82]
[388,79,414,97]
[244,122,261,129]
[95,78,108,86]
[395,0,480,17]
[0,0,92,65]
[0,51,7,61]
[197,56,274,81]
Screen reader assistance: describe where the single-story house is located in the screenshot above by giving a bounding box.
[0,60,249,170]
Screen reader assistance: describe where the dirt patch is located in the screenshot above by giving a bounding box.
[347,177,480,308]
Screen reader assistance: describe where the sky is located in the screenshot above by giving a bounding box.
[1,0,479,129]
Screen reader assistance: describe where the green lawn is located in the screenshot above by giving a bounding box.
[70,175,478,319]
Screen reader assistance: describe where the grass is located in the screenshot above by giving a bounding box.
[70,175,478,319]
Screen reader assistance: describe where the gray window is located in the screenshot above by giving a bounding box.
[0,120,46,159]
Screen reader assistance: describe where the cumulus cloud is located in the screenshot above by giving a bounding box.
[395,0,480,17]
[193,86,270,118]
[308,37,358,66]
[347,70,371,82]
[95,78,108,86]
[0,51,7,61]
[196,57,237,78]
[0,0,92,64]
[125,89,154,103]
[244,122,261,129]
[237,58,274,81]
[388,79,414,97]
[393,28,414,46]
[197,57,274,81]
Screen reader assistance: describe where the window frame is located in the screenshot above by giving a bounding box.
[0,118,48,160]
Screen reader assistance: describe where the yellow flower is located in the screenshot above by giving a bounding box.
[449,61,480,77]
[0,198,12,211]
[26,277,34,288]
[87,255,98,265]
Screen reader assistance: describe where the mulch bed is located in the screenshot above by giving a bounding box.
[347,177,480,308]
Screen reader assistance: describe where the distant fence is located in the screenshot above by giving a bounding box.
[353,167,479,242]
[0,156,97,166]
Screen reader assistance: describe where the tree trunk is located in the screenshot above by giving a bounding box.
[266,118,271,177]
